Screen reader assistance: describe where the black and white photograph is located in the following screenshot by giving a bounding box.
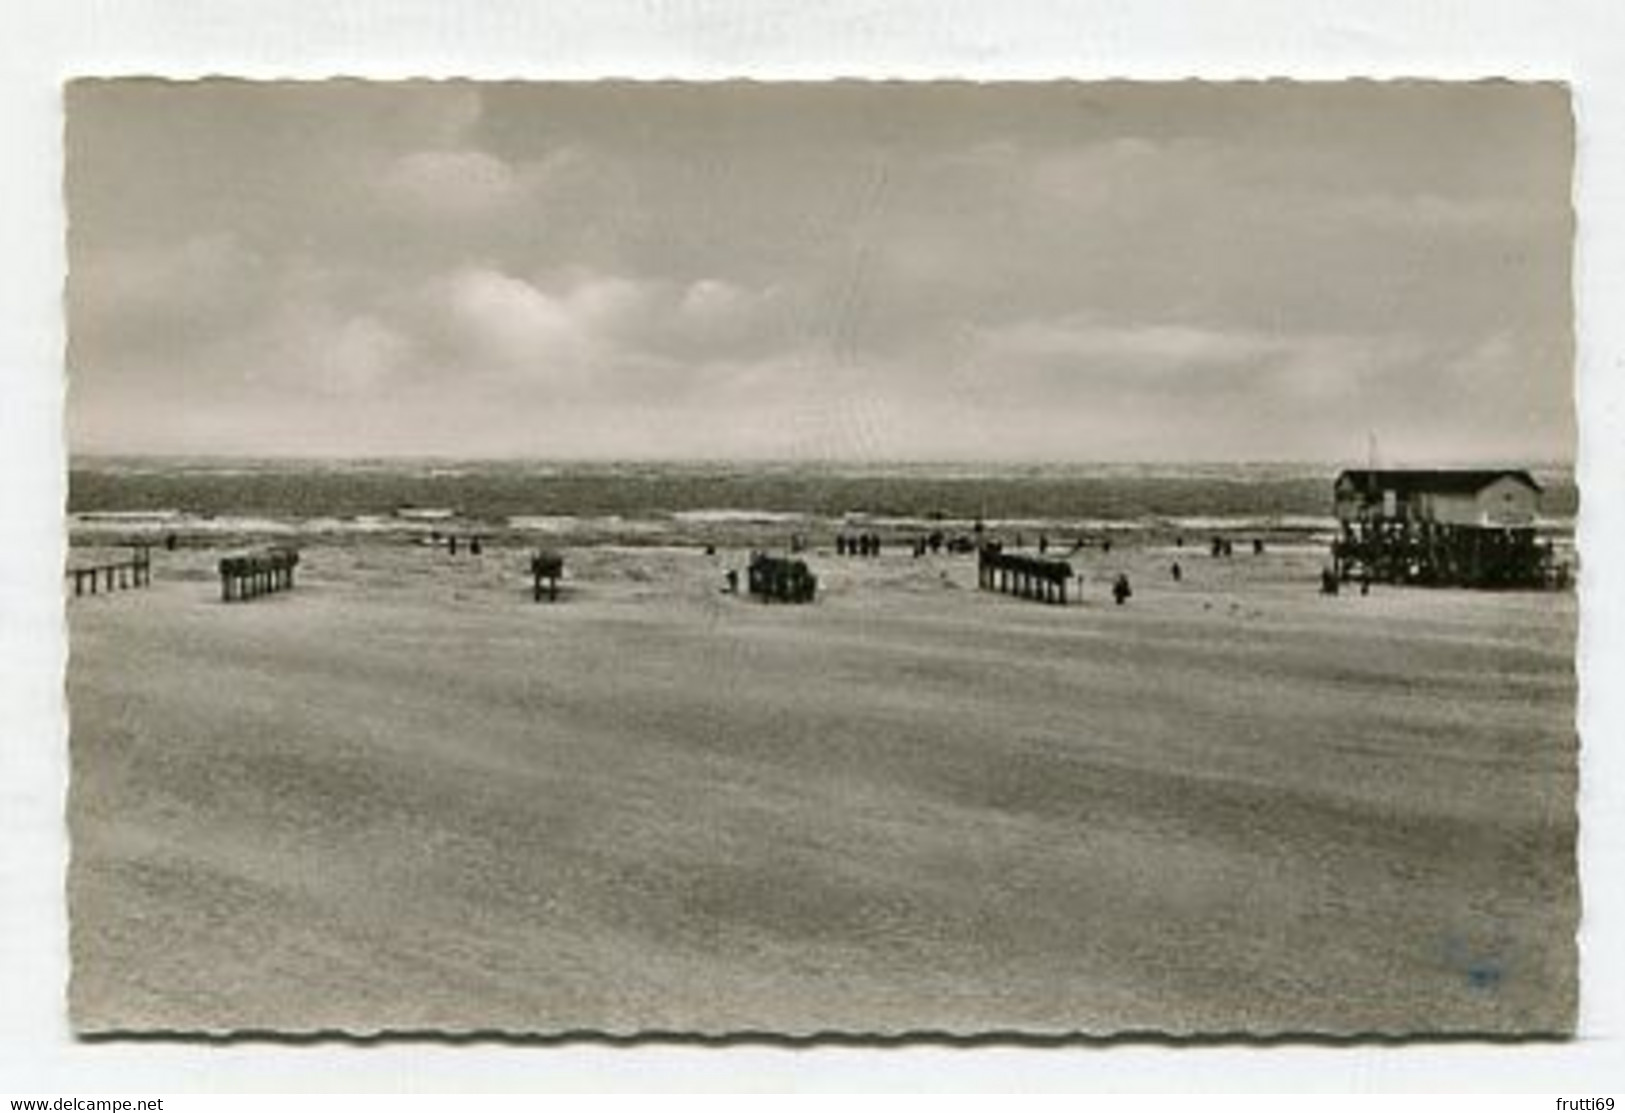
[61,79,1578,1037]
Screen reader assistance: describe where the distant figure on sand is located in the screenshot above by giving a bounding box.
[1113,573,1132,605]
[725,569,739,594]
[470,537,482,556]
[1253,538,1265,555]
[1101,538,1112,554]
[530,550,564,601]
[1171,561,1182,582]
[1320,567,1340,595]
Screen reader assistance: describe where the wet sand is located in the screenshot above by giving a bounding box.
[66,540,1578,1035]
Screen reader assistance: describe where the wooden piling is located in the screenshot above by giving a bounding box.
[68,548,156,600]
[218,547,300,603]
[977,545,1073,606]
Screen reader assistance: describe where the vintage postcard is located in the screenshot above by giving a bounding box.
[64,80,1577,1035]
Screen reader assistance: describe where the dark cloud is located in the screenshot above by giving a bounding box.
[65,80,1574,462]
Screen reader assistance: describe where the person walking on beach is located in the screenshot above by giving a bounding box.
[1171,561,1182,583]
[1113,573,1132,605]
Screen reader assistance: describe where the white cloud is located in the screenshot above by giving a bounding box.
[64,82,1574,461]
[381,149,522,218]
[679,278,753,322]
[376,143,588,226]
[442,267,590,372]
[422,266,786,397]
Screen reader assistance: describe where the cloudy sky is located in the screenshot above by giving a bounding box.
[66,80,1574,462]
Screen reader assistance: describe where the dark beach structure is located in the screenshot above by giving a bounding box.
[67,545,152,598]
[977,544,1074,605]
[747,553,818,603]
[218,547,300,602]
[1330,468,1556,588]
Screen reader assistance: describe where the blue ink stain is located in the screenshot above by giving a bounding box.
[1443,934,1510,991]
[1467,960,1504,990]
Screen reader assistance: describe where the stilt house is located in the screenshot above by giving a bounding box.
[1331,468,1551,587]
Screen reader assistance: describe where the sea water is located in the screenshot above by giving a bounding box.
[68,457,1577,551]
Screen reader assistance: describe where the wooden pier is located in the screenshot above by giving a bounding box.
[219,548,300,602]
[747,553,817,603]
[67,548,152,598]
[530,550,564,601]
[978,545,1074,605]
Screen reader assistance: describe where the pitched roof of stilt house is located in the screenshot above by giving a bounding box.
[1334,468,1542,496]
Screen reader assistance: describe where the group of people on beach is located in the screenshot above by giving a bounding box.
[836,533,884,557]
[429,529,483,555]
[911,531,979,556]
[1206,536,1265,558]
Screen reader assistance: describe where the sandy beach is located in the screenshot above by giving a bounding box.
[66,538,1578,1035]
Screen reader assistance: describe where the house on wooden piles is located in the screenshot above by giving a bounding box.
[1331,468,1554,588]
